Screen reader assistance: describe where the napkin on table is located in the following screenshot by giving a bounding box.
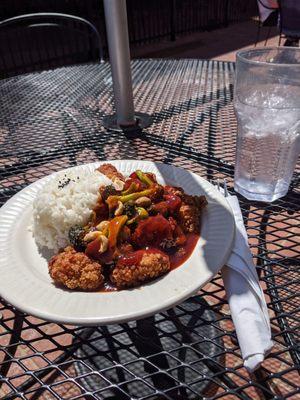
[221,193,273,372]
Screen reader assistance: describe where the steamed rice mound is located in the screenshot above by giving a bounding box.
[33,169,111,251]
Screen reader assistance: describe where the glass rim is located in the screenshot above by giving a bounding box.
[236,47,300,67]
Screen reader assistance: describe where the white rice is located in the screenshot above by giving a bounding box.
[33,169,112,251]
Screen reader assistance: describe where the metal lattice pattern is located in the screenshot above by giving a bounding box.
[0,60,299,400]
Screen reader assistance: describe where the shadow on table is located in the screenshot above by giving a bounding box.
[75,297,224,400]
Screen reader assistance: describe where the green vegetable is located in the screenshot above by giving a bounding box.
[101,184,118,201]
[136,207,148,219]
[68,225,86,251]
[107,188,154,208]
[122,182,138,195]
[123,202,136,219]
[136,170,154,186]
[127,207,148,225]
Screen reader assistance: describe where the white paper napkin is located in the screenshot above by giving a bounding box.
[221,194,273,372]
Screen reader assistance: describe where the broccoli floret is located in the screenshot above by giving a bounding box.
[68,225,86,251]
[123,202,136,219]
[101,184,118,201]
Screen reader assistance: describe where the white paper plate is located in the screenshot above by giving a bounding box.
[0,160,235,326]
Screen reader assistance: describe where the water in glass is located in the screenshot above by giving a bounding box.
[234,92,300,202]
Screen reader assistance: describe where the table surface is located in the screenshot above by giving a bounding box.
[0,60,299,400]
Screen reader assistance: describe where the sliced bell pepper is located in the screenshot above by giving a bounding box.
[127,207,149,225]
[136,207,149,219]
[108,215,128,249]
[106,188,154,210]
[135,170,155,187]
[122,181,138,195]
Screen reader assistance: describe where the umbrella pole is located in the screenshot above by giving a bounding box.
[102,0,152,132]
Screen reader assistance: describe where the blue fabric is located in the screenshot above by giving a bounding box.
[281,0,300,37]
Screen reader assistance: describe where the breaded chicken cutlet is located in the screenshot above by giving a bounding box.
[97,163,125,182]
[49,246,104,290]
[111,250,170,289]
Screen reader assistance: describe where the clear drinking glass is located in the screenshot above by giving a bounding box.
[234,47,300,202]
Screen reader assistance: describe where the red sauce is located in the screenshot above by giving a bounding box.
[169,233,199,269]
[117,248,167,267]
[132,215,173,248]
[98,233,199,292]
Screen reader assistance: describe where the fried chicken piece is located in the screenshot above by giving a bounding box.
[182,194,207,208]
[149,184,164,202]
[111,249,170,289]
[164,185,185,197]
[164,186,207,210]
[97,163,125,182]
[178,195,207,234]
[151,194,182,216]
[178,204,200,233]
[49,246,104,290]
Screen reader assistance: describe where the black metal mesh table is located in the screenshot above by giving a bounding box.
[0,60,299,400]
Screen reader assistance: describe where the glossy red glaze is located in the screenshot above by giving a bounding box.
[129,172,138,180]
[93,201,108,224]
[85,238,100,259]
[152,194,181,216]
[117,249,144,266]
[85,238,114,264]
[117,248,166,267]
[133,215,173,247]
[125,174,145,191]
[169,233,199,269]
[163,194,182,212]
[98,234,199,292]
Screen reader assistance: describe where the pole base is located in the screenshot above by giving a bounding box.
[102,112,153,133]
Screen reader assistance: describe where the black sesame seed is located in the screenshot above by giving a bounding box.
[58,176,72,189]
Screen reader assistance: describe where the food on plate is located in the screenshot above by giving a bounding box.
[33,169,111,251]
[33,163,207,291]
[111,249,170,289]
[97,163,125,189]
[49,246,104,290]
[178,196,207,233]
